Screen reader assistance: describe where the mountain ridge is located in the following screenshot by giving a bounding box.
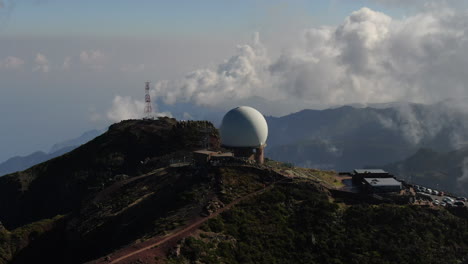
[0,129,103,177]
[381,147,468,196]
[266,103,468,170]
[0,117,467,264]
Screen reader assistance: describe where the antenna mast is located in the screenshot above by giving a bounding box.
[144,81,153,119]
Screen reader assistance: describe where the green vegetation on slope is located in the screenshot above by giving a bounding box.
[0,164,278,264]
[215,167,275,204]
[169,181,468,264]
[0,215,64,264]
[2,118,468,264]
[0,118,218,230]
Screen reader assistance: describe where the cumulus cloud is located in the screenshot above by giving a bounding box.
[106,96,145,122]
[106,95,171,122]
[0,56,24,70]
[80,50,105,70]
[373,101,468,145]
[153,32,272,106]
[182,112,194,120]
[32,53,49,73]
[151,7,468,116]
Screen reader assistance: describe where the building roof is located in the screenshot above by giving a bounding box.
[363,178,401,187]
[354,169,388,174]
[193,150,218,155]
[193,150,233,157]
[212,152,233,157]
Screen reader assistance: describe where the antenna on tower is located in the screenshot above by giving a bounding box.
[144,81,153,119]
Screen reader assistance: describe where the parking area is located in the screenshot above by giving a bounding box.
[413,185,467,208]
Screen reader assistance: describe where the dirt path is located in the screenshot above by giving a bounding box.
[90,180,280,264]
[92,168,167,203]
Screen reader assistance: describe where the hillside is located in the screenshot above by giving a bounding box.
[0,118,467,264]
[0,147,75,177]
[0,117,217,229]
[0,129,103,177]
[168,182,468,264]
[266,103,468,171]
[48,129,103,153]
[382,148,468,196]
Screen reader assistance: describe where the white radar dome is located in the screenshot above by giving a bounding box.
[220,106,268,148]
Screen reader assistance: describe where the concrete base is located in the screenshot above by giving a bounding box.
[254,146,264,164]
[232,147,254,159]
[222,145,266,164]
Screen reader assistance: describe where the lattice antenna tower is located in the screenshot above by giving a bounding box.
[144,81,153,119]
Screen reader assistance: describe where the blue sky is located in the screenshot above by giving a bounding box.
[0,0,461,162]
[3,0,405,36]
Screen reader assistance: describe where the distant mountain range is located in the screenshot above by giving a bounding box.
[0,129,103,176]
[264,102,468,196]
[3,102,468,196]
[0,118,467,263]
[48,129,103,153]
[266,103,468,171]
[382,147,468,196]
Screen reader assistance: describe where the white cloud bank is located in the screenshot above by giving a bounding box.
[152,7,468,115]
[80,50,105,71]
[106,95,171,122]
[0,56,24,70]
[106,95,145,122]
[32,53,49,73]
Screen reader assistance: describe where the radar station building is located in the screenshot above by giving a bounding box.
[352,169,392,183]
[351,169,402,193]
[219,106,268,164]
[193,150,234,165]
[362,178,402,193]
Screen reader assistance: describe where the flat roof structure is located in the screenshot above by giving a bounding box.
[352,169,392,183]
[193,150,234,165]
[354,169,388,174]
[212,152,234,157]
[362,177,402,193]
[193,150,233,157]
[363,178,401,187]
[193,150,218,155]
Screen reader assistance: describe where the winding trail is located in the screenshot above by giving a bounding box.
[89,178,283,264]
